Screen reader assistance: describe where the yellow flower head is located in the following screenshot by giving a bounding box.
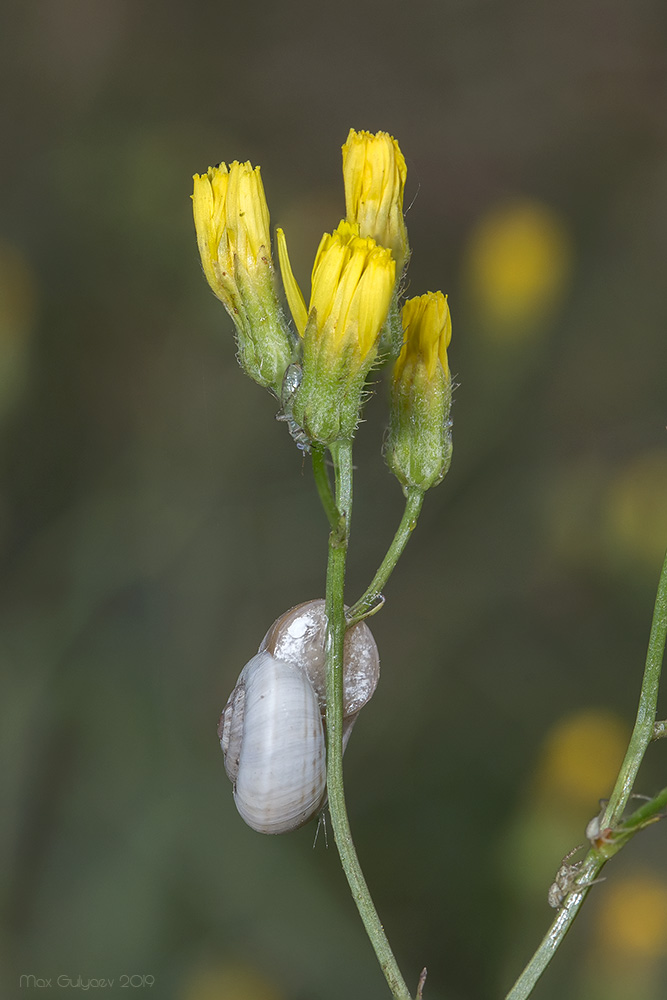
[192,160,271,300]
[276,220,395,443]
[385,291,453,493]
[311,221,395,358]
[396,291,452,382]
[342,128,409,275]
[277,220,395,361]
[191,160,294,395]
[596,877,667,960]
[465,199,571,338]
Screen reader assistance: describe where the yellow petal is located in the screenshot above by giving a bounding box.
[276,228,308,336]
[192,166,229,293]
[227,161,271,267]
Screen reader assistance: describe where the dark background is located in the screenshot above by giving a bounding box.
[2,2,667,999]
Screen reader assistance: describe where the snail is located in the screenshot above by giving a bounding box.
[218,599,380,834]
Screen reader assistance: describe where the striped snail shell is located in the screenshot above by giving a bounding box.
[219,651,326,835]
[218,599,380,834]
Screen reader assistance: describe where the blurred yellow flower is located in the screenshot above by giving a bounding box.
[465,199,571,336]
[342,128,409,274]
[534,709,628,807]
[182,961,282,1000]
[596,876,667,959]
[605,451,667,570]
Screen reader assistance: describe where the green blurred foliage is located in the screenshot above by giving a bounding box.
[1,1,666,998]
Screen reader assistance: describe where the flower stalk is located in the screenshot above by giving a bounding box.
[505,546,667,1000]
[347,487,424,626]
[325,440,414,1000]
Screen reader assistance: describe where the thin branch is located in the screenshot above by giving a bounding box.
[505,546,667,1000]
[325,439,413,1000]
[347,486,424,626]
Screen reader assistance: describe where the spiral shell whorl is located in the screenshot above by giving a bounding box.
[259,599,380,717]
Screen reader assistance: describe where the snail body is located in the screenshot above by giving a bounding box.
[218,599,379,834]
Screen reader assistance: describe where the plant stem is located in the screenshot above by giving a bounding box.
[325,439,413,1000]
[347,486,424,625]
[311,442,340,532]
[505,547,667,1000]
[600,785,667,854]
[601,547,667,827]
[504,872,602,1000]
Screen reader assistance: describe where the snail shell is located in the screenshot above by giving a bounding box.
[219,651,326,835]
[259,599,380,719]
[218,599,379,834]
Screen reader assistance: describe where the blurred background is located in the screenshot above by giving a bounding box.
[1,1,667,998]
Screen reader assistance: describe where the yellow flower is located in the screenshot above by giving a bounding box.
[342,129,409,275]
[311,221,396,358]
[192,161,271,294]
[191,161,293,394]
[605,450,667,572]
[276,220,395,442]
[596,876,667,959]
[183,961,283,1000]
[465,199,571,338]
[278,220,395,355]
[533,709,628,808]
[396,291,452,382]
[385,292,453,492]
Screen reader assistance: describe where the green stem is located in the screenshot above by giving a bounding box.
[505,547,667,1000]
[330,439,353,538]
[602,546,667,827]
[325,439,413,1000]
[311,443,340,532]
[504,866,602,1000]
[600,785,667,854]
[347,487,424,625]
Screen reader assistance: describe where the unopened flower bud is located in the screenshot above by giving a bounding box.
[192,161,294,394]
[385,292,453,492]
[277,220,395,443]
[342,129,409,277]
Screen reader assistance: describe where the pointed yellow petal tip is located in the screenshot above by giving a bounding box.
[276,227,308,336]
